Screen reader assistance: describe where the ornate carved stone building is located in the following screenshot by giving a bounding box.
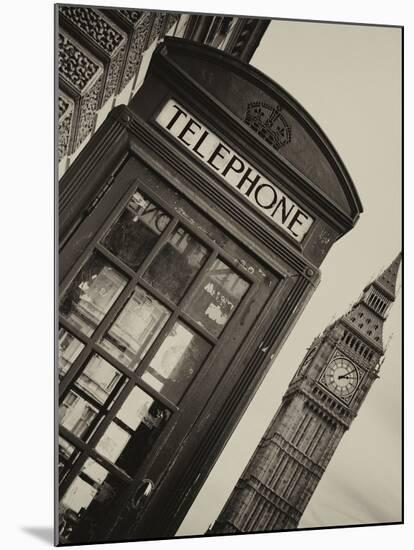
[57,6,269,177]
[211,253,401,534]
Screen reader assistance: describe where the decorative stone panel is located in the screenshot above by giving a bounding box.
[74,74,103,150]
[58,93,74,160]
[58,30,101,93]
[60,6,127,106]
[106,10,181,93]
[118,9,143,24]
[108,10,152,92]
[147,12,167,47]
[58,30,104,154]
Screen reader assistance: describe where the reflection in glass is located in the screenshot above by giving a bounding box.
[95,386,170,476]
[184,259,250,336]
[59,436,76,460]
[141,322,211,403]
[102,191,171,271]
[95,423,130,464]
[99,286,170,369]
[58,328,85,378]
[59,437,79,482]
[60,253,127,336]
[59,390,99,441]
[59,458,123,544]
[75,354,124,405]
[143,226,208,303]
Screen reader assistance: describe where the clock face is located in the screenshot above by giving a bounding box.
[323,357,359,398]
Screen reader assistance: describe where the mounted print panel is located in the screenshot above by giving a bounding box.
[56,4,402,547]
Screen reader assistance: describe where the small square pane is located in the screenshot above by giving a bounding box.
[102,191,171,271]
[94,386,170,476]
[99,286,170,369]
[117,386,154,430]
[184,258,250,337]
[95,423,131,463]
[141,322,211,403]
[58,328,84,378]
[59,437,76,460]
[75,354,124,405]
[143,226,208,303]
[60,253,127,336]
[81,458,109,484]
[61,475,98,516]
[59,390,99,441]
[59,437,80,482]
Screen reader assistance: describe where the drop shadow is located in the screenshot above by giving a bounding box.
[21,526,54,545]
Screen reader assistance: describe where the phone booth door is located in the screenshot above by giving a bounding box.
[57,156,280,544]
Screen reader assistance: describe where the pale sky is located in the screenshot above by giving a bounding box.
[178,18,402,536]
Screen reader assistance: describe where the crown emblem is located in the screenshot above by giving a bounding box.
[245,101,292,151]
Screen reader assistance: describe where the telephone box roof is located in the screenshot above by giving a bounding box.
[156,38,363,223]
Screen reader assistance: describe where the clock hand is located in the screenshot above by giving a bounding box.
[338,366,357,380]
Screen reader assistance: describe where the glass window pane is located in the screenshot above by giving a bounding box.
[59,437,80,482]
[143,226,208,303]
[61,476,98,515]
[99,286,170,369]
[75,354,124,405]
[184,259,250,337]
[95,423,130,464]
[60,253,127,337]
[81,458,109,484]
[59,436,76,461]
[141,322,211,403]
[101,191,171,271]
[94,387,170,476]
[116,386,154,430]
[59,390,99,441]
[58,328,84,378]
[59,459,124,544]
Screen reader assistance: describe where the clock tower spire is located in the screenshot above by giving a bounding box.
[210,253,401,534]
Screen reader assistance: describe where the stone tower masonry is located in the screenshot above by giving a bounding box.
[211,253,401,534]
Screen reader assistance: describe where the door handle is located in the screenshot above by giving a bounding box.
[131,479,154,511]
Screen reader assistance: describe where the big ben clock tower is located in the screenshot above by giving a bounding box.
[211,253,401,534]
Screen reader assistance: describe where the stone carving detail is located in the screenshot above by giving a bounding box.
[245,101,292,150]
[59,32,100,93]
[75,75,103,150]
[58,95,70,119]
[119,12,178,91]
[120,11,151,90]
[147,13,167,47]
[60,6,124,54]
[58,94,74,160]
[60,8,127,107]
[58,31,104,155]
[119,9,143,24]
[57,10,182,164]
[103,45,126,104]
